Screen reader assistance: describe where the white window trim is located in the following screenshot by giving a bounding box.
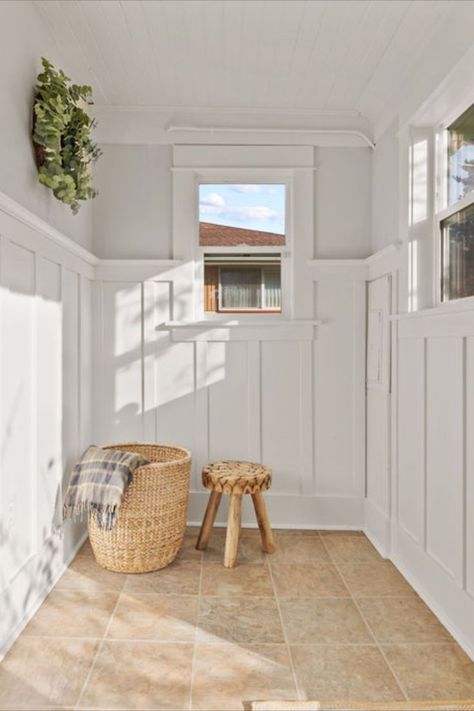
[194,170,294,322]
[434,113,474,306]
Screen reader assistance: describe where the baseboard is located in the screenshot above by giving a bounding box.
[391,527,474,661]
[188,491,365,530]
[364,498,391,558]
[0,527,88,661]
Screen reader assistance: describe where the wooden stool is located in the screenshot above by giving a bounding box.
[196,460,275,568]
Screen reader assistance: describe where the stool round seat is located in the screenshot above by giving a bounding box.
[196,459,275,568]
[202,461,272,495]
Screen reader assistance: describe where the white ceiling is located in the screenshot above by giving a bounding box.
[34,0,474,133]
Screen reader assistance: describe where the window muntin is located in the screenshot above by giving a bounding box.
[448,104,474,205]
[441,202,474,301]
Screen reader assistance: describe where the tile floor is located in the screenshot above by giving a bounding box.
[1,528,474,710]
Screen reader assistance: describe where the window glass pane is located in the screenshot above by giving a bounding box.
[263,266,281,309]
[220,267,261,309]
[199,184,286,246]
[441,202,474,300]
[448,104,474,204]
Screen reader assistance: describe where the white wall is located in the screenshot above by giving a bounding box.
[92,261,367,530]
[0,1,93,250]
[314,147,372,258]
[92,144,368,529]
[394,307,474,658]
[0,197,94,659]
[0,1,96,659]
[93,144,173,259]
[92,144,373,260]
[371,120,399,254]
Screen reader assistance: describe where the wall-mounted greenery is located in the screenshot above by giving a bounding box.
[33,57,101,214]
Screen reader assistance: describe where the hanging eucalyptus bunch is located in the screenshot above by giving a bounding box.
[32,57,102,214]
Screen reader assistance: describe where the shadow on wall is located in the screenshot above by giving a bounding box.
[0,252,86,655]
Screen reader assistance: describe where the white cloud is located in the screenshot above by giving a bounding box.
[231,184,263,193]
[238,206,278,220]
[199,204,280,223]
[200,192,225,207]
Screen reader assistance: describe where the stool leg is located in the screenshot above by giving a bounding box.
[224,493,242,568]
[251,492,275,554]
[196,491,222,550]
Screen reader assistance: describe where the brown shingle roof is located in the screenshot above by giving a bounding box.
[199,222,284,246]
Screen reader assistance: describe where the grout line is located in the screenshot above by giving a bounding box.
[266,552,302,701]
[74,581,126,711]
[188,551,204,711]
[319,533,410,702]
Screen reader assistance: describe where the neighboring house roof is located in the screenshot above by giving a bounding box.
[199,221,285,246]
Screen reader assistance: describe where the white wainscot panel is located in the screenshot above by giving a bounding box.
[467,337,474,597]
[208,341,250,462]
[397,337,425,544]
[426,337,464,582]
[366,391,389,513]
[37,257,62,541]
[313,279,356,496]
[1,242,35,586]
[101,281,143,443]
[154,339,195,470]
[261,341,302,494]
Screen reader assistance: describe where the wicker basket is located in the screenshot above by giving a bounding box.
[88,443,191,574]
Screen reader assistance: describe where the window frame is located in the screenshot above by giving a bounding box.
[434,108,474,306]
[194,172,293,321]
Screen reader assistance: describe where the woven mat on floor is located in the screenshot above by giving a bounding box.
[247,701,474,711]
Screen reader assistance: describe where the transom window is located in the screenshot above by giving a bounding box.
[199,183,286,314]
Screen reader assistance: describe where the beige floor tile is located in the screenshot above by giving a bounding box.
[358,597,452,643]
[271,563,349,598]
[320,532,382,563]
[107,592,198,641]
[280,598,372,644]
[203,533,267,564]
[197,596,284,644]
[338,561,417,598]
[78,640,194,710]
[291,644,404,702]
[201,562,274,596]
[192,643,296,711]
[270,535,330,564]
[273,528,322,536]
[23,589,118,638]
[176,532,203,561]
[383,643,474,699]
[77,538,94,557]
[0,637,98,709]
[123,559,201,595]
[55,554,127,593]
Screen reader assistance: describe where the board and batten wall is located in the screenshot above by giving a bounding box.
[0,193,95,658]
[92,258,367,529]
[392,305,474,657]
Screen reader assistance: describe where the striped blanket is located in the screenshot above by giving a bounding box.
[63,445,149,530]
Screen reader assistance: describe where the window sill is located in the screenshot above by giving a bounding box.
[159,318,322,329]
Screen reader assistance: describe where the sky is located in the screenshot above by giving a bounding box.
[199,183,286,234]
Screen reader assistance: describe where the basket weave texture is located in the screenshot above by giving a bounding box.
[88,443,191,574]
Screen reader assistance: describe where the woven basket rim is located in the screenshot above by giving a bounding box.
[102,441,191,468]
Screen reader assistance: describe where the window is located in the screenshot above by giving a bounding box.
[439,104,474,301]
[199,183,286,314]
[441,203,474,301]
